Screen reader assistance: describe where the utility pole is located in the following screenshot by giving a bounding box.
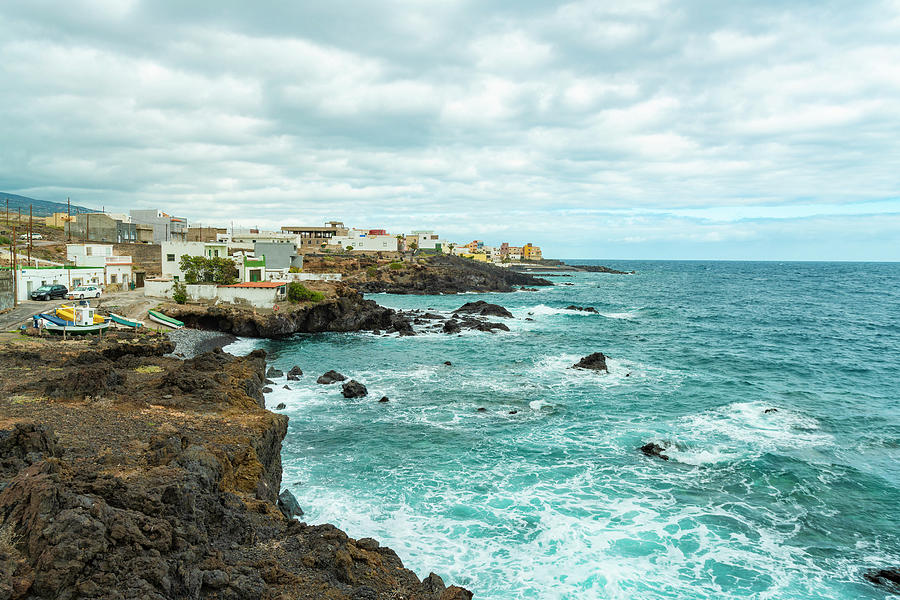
[85,213,89,243]
[28,204,32,263]
[4,197,7,229]
[67,197,71,241]
[11,225,17,307]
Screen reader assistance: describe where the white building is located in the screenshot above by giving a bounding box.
[408,230,449,251]
[161,241,232,281]
[330,229,398,252]
[221,230,298,252]
[66,244,134,287]
[14,266,105,302]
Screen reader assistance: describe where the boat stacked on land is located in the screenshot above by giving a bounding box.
[36,304,110,335]
[148,309,184,329]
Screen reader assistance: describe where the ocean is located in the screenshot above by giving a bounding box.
[225,261,900,599]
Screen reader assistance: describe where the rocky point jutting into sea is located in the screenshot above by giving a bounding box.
[0,332,472,600]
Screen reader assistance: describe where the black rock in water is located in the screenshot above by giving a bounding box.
[476,407,487,412]
[379,396,389,403]
[572,352,609,372]
[764,408,778,414]
[277,489,304,518]
[342,380,368,398]
[565,305,598,313]
[275,402,286,410]
[864,568,900,590]
[640,442,670,461]
[317,370,346,384]
[442,319,462,334]
[454,300,513,318]
[265,378,275,384]
[262,387,273,394]
[287,366,303,380]
[444,361,452,366]
[266,367,283,378]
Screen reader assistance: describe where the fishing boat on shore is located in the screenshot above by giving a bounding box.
[36,305,111,335]
[109,313,143,328]
[148,309,184,329]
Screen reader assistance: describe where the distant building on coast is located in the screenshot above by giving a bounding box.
[281,221,349,252]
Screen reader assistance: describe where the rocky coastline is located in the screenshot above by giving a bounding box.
[162,286,414,338]
[0,333,472,599]
[353,255,552,294]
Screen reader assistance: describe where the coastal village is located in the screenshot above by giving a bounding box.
[1,205,544,316]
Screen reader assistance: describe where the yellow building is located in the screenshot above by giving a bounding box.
[44,212,74,228]
[523,243,542,260]
[471,253,488,262]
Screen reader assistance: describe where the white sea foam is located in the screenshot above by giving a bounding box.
[664,401,833,465]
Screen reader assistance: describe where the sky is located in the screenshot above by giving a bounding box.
[1,0,899,260]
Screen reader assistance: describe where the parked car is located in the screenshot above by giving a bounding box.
[30,284,68,301]
[31,233,43,240]
[67,285,102,299]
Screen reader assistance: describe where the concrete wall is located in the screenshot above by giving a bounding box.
[254,242,302,270]
[0,270,13,312]
[67,214,137,243]
[216,286,283,308]
[287,272,341,282]
[114,243,161,275]
[144,280,281,308]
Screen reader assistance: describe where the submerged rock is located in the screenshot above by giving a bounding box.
[317,370,347,384]
[864,568,900,590]
[342,380,368,398]
[454,300,513,318]
[764,408,778,414]
[572,352,609,372]
[640,442,670,461]
[287,366,303,380]
[277,489,304,518]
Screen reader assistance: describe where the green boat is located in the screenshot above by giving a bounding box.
[109,313,143,328]
[148,310,184,329]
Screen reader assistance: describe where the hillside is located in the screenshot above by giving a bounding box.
[0,192,96,217]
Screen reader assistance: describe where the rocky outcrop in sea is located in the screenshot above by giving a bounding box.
[355,254,552,294]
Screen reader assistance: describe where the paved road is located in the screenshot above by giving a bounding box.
[0,299,71,330]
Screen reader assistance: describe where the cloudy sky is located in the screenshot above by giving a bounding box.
[1,0,899,259]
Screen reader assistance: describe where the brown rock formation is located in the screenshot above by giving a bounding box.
[0,334,471,599]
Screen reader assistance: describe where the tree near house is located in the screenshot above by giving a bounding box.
[179,255,239,285]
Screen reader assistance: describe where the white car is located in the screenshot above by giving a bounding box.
[67,285,102,299]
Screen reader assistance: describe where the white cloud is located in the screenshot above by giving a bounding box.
[0,0,898,259]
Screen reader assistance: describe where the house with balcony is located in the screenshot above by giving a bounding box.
[66,243,134,287]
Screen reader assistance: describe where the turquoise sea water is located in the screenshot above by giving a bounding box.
[226,261,900,599]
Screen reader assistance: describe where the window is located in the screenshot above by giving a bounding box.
[167,254,176,262]
[110,275,117,284]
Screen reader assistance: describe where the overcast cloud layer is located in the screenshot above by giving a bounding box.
[1,0,899,259]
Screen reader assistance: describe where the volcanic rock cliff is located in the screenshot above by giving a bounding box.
[353,255,552,294]
[162,286,414,338]
[0,334,471,600]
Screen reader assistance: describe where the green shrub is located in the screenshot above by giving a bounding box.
[172,282,187,304]
[389,261,404,270]
[287,282,324,303]
[0,235,10,245]
[366,266,378,278]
